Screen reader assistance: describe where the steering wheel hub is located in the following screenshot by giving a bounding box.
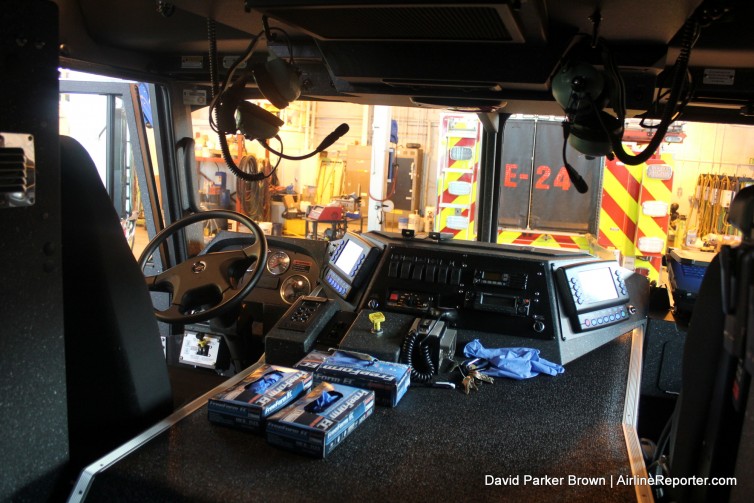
[137,210,268,323]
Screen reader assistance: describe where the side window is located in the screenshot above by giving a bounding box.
[59,71,157,259]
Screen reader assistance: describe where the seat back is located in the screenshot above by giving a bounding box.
[60,136,172,471]
[667,185,754,501]
[667,253,726,499]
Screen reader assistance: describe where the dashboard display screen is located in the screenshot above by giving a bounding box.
[334,239,363,276]
[577,267,618,303]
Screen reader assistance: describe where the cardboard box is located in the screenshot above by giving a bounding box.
[208,364,312,432]
[266,382,374,458]
[295,350,411,407]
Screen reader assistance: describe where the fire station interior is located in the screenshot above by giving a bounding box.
[3,1,754,502]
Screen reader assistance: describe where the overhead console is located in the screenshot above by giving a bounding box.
[359,232,649,364]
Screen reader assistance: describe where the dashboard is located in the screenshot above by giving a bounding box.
[182,229,649,374]
[203,231,328,307]
[318,231,649,365]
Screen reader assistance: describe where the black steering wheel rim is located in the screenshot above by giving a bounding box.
[138,210,268,324]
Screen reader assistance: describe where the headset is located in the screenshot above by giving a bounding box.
[207,20,349,182]
[550,14,701,192]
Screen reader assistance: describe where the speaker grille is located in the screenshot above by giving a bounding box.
[0,133,35,208]
[0,148,28,194]
[265,6,513,41]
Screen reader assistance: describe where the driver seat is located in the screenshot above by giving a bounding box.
[60,136,173,474]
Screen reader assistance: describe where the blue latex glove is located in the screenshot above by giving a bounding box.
[305,390,343,413]
[246,370,284,394]
[463,339,564,380]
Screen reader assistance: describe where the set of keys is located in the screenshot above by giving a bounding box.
[462,366,494,394]
[450,360,494,394]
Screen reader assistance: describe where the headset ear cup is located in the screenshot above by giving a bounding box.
[551,62,605,113]
[236,102,284,141]
[253,55,301,110]
[568,111,620,157]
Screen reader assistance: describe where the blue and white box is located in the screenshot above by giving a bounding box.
[208,364,312,432]
[266,382,375,458]
[295,350,411,407]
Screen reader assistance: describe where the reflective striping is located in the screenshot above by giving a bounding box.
[437,114,480,240]
[634,156,673,261]
[635,214,668,244]
[498,231,589,250]
[633,155,674,284]
[598,159,643,257]
[439,171,474,205]
[597,209,625,251]
[634,256,662,283]
[599,190,637,255]
[597,152,673,284]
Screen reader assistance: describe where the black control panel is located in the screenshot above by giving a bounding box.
[357,232,649,364]
[554,260,633,333]
[277,296,333,332]
[265,296,340,366]
[364,240,588,340]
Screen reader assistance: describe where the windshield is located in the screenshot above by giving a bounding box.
[59,69,754,282]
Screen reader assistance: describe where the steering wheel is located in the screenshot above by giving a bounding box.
[138,210,268,324]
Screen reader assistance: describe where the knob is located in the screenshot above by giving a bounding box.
[533,321,546,333]
[627,305,637,315]
[367,299,380,309]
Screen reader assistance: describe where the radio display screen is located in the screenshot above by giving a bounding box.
[333,239,363,276]
[480,292,515,308]
[577,267,618,303]
[482,271,503,282]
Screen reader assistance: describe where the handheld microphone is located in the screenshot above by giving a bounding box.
[564,162,589,193]
[315,123,350,152]
[260,123,350,161]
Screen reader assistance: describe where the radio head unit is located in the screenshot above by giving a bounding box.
[555,260,632,332]
[324,233,380,300]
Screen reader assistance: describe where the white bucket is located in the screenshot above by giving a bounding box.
[259,222,273,235]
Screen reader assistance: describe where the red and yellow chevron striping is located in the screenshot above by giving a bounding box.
[497,231,590,250]
[597,158,644,257]
[597,150,674,284]
[436,114,481,240]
